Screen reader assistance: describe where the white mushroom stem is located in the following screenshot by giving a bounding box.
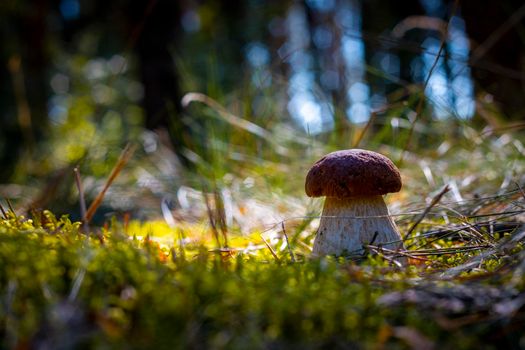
[312,195,404,258]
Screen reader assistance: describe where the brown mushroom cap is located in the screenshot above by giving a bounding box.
[305,149,402,198]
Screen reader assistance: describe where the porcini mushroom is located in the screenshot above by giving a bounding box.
[305,149,404,257]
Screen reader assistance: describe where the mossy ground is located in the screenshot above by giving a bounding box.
[1,205,524,349]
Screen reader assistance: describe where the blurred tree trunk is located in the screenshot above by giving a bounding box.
[130,0,183,130]
[461,0,525,120]
[0,0,50,181]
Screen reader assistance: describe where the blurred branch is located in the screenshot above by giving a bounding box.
[392,15,447,38]
[480,121,525,136]
[470,3,525,66]
[358,30,525,81]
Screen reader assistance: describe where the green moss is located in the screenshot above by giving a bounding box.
[0,211,524,349]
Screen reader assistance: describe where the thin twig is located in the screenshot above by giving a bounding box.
[408,213,510,250]
[456,217,495,246]
[372,249,403,268]
[363,245,406,257]
[368,231,380,246]
[365,244,490,258]
[411,246,492,254]
[260,234,280,261]
[457,209,525,220]
[399,0,459,164]
[406,185,450,240]
[85,143,136,223]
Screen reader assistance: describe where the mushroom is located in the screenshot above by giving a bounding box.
[305,149,404,258]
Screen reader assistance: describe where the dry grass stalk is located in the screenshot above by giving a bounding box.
[6,199,16,219]
[85,143,136,223]
[260,234,280,261]
[281,222,296,262]
[405,185,450,239]
[0,202,6,219]
[213,188,229,247]
[203,191,222,249]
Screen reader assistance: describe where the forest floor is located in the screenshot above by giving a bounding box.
[1,117,525,349]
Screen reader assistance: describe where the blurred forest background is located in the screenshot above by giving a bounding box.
[1,0,525,220]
